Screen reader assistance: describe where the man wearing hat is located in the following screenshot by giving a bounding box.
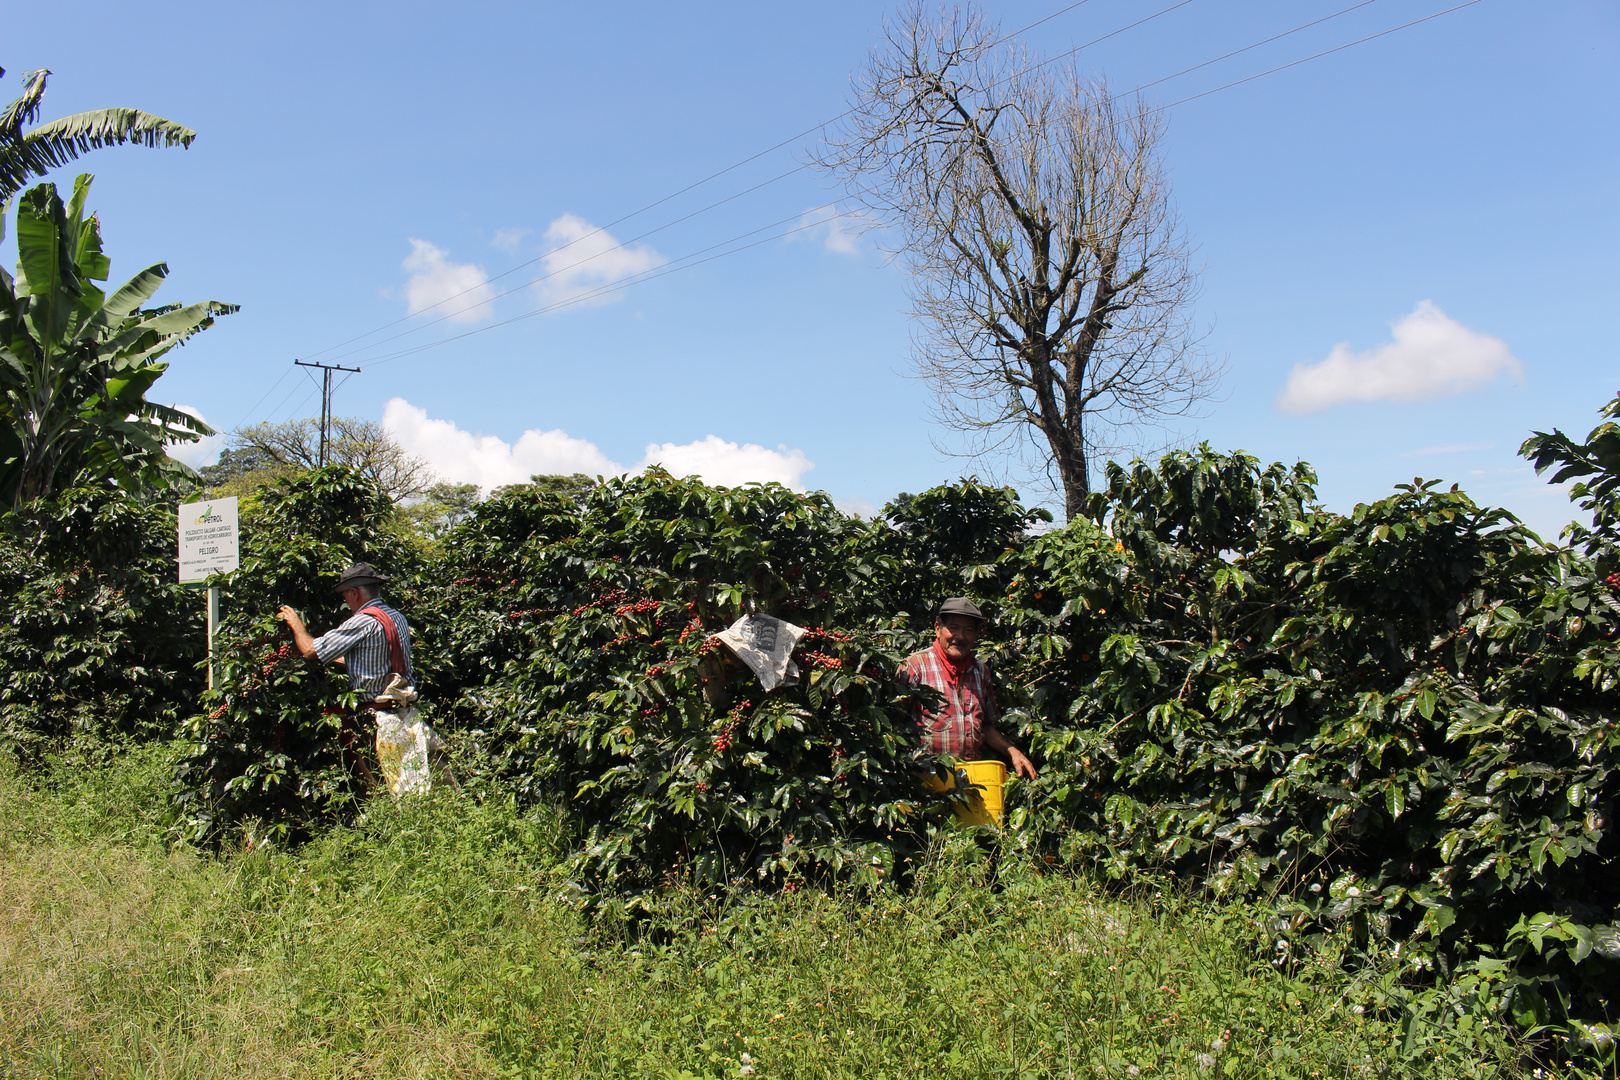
[278,563,418,787]
[899,597,1037,779]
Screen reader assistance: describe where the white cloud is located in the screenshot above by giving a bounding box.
[637,435,814,489]
[167,405,225,468]
[835,495,879,518]
[537,214,667,309]
[382,398,814,492]
[1276,301,1521,415]
[383,399,617,489]
[402,238,495,324]
[490,226,530,253]
[792,204,879,256]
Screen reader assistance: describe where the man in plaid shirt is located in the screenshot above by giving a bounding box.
[899,597,1038,779]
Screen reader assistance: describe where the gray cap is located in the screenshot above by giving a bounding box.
[333,561,388,592]
[937,597,985,622]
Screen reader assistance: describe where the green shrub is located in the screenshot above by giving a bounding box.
[0,486,204,760]
[990,420,1620,1059]
[415,470,1044,909]
[171,466,422,844]
[14,391,1620,1067]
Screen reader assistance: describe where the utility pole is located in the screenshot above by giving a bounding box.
[293,360,361,467]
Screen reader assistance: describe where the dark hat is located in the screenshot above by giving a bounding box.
[937,597,985,622]
[333,562,389,592]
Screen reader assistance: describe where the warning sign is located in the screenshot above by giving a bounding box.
[178,497,240,584]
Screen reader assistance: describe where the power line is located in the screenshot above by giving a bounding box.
[290,0,1126,367]
[1146,0,1487,115]
[309,0,1208,373]
[360,206,839,369]
[261,374,311,427]
[234,0,1488,414]
[332,0,1489,373]
[286,389,319,424]
[229,365,295,433]
[314,160,815,367]
[1118,0,1384,99]
[230,0,1186,424]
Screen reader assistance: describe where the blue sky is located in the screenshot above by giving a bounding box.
[6,0,1616,537]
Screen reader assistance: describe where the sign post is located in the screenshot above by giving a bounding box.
[178,498,241,690]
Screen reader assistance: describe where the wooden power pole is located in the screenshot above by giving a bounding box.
[293,360,361,466]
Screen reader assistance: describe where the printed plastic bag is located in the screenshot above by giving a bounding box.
[374,706,433,795]
[714,613,806,691]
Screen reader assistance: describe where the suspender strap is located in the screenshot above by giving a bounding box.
[356,605,408,677]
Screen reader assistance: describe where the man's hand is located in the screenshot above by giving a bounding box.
[982,724,1039,780]
[278,606,320,660]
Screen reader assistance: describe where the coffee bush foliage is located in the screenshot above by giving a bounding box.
[0,485,204,760]
[170,467,419,843]
[5,392,1619,1055]
[987,401,1620,1051]
[410,469,1046,910]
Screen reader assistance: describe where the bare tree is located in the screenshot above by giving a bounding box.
[230,417,434,502]
[818,3,1220,518]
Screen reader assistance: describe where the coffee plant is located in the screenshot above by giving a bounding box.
[7,392,1620,1062]
[0,484,204,760]
[989,410,1620,1056]
[170,466,420,843]
[411,470,1044,910]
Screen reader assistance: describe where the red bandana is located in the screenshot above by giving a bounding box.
[932,638,967,690]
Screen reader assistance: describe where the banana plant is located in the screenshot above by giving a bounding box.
[0,173,236,508]
[1,67,195,202]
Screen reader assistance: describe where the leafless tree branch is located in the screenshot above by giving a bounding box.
[231,417,434,502]
[816,1,1222,518]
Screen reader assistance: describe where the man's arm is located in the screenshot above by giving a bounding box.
[979,665,1037,779]
[277,606,320,660]
[981,723,1038,780]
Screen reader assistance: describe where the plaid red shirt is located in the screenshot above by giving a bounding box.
[899,646,1000,758]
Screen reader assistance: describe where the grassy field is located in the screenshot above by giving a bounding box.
[1,745,1522,1079]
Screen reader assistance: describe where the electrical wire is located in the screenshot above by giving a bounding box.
[260,376,311,428]
[290,0,1121,365]
[277,385,321,425]
[306,0,1206,372]
[236,0,1490,416]
[299,160,814,365]
[334,0,1489,374]
[359,205,839,369]
[1145,0,1486,115]
[228,365,295,432]
[313,161,815,367]
[1117,0,1383,99]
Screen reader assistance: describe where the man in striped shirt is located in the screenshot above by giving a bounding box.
[278,562,414,699]
[899,597,1037,779]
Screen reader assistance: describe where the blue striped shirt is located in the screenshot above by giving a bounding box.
[312,600,414,699]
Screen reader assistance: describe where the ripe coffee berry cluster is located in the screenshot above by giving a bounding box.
[569,587,629,618]
[712,722,737,754]
[260,642,294,676]
[712,699,752,753]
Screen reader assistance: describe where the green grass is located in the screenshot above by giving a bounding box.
[1,745,1523,1079]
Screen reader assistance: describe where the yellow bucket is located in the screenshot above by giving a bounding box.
[923,759,1008,826]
